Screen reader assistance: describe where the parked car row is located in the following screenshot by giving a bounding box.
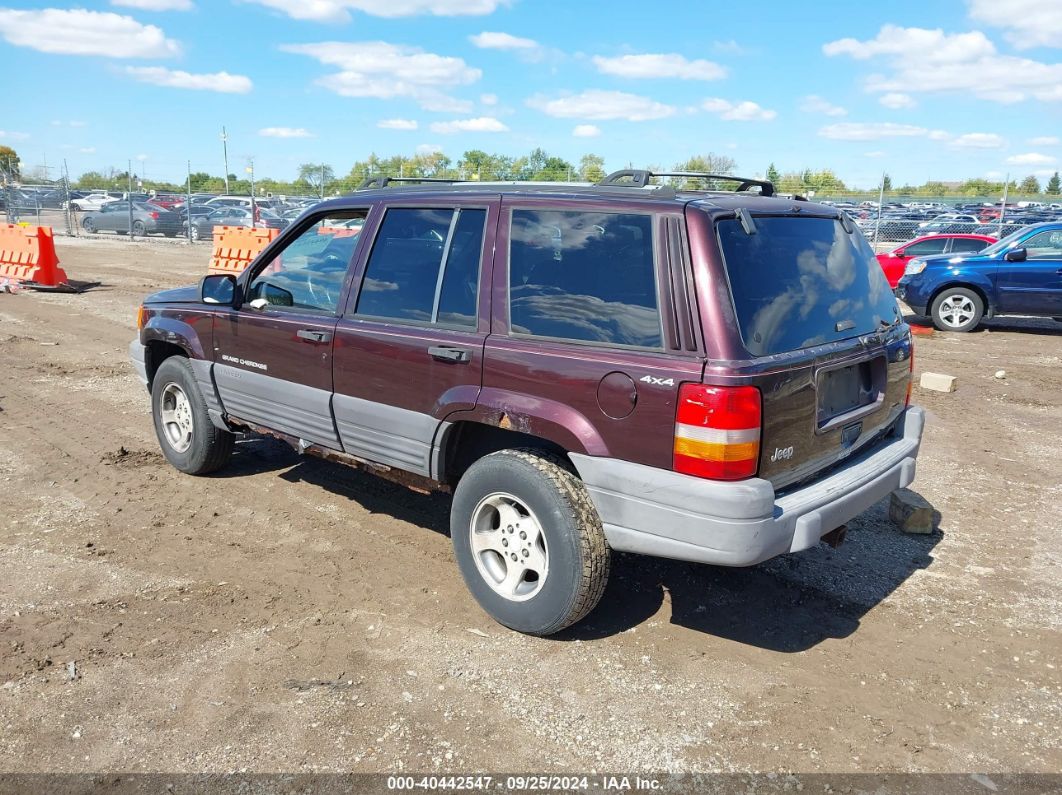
[895,222,1062,331]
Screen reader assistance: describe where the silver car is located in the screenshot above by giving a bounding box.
[82,201,182,237]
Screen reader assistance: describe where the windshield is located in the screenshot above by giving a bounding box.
[981,227,1033,257]
[718,215,901,357]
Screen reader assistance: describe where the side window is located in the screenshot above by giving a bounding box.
[356,207,485,328]
[247,212,367,314]
[904,239,947,256]
[1023,230,1062,259]
[508,209,662,348]
[950,238,989,253]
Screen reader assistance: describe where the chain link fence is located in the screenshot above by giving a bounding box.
[6,158,1062,251]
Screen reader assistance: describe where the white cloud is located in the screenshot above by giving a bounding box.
[111,0,193,10]
[951,132,1006,148]
[865,150,886,158]
[1029,136,1060,146]
[480,93,498,106]
[125,66,253,93]
[0,8,180,58]
[968,0,1062,50]
[527,90,675,121]
[378,118,418,130]
[592,53,726,81]
[245,0,505,23]
[711,39,747,56]
[800,95,846,117]
[572,124,601,138]
[818,122,929,141]
[259,127,314,138]
[1005,152,1056,165]
[702,98,776,121]
[282,41,479,111]
[0,130,29,141]
[879,92,916,109]
[429,116,508,134]
[469,31,538,50]
[824,24,1062,103]
[928,130,952,141]
[79,147,96,154]
[415,143,443,156]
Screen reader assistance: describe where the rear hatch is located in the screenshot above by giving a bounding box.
[711,211,913,490]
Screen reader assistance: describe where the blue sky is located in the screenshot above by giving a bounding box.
[2,0,1062,189]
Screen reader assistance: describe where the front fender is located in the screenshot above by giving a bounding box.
[141,311,213,359]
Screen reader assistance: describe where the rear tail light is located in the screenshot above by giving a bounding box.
[149,211,159,219]
[674,384,762,481]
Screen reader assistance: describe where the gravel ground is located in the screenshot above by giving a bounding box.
[0,235,1059,777]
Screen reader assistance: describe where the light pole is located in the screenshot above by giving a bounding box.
[221,127,230,194]
[246,159,256,224]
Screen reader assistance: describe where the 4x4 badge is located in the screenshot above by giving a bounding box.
[639,376,675,387]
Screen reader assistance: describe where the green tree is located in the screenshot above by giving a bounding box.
[881,173,892,192]
[297,163,336,196]
[578,153,606,184]
[666,154,738,188]
[765,162,781,184]
[1019,174,1042,194]
[1048,171,1061,195]
[0,145,19,182]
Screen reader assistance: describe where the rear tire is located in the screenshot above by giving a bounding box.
[451,449,610,636]
[82,218,96,233]
[151,356,234,475]
[930,287,983,332]
[132,220,146,237]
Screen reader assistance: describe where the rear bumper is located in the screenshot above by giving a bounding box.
[571,406,925,567]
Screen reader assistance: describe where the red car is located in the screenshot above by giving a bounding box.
[876,233,996,287]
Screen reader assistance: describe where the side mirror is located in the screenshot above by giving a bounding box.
[1004,247,1027,262]
[247,282,294,309]
[200,274,237,305]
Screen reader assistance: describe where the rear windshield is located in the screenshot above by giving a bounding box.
[717,215,900,356]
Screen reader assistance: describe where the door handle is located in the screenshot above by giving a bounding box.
[428,345,472,363]
[297,329,332,344]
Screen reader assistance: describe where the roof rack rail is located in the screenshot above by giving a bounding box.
[356,176,460,190]
[597,169,774,197]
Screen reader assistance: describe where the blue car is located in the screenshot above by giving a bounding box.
[895,222,1062,331]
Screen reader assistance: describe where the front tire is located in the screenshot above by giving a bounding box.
[151,357,234,475]
[931,287,983,332]
[451,449,610,636]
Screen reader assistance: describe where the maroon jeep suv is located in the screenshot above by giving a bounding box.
[130,170,922,635]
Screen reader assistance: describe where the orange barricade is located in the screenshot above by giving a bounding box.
[208,226,279,275]
[0,225,69,287]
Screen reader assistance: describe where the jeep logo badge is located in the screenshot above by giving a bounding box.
[770,446,794,462]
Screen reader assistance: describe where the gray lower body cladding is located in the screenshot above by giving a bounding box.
[213,364,340,449]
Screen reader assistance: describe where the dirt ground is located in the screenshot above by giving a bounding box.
[0,236,1059,776]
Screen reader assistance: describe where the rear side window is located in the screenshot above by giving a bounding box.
[508,209,661,348]
[904,238,947,256]
[950,238,989,253]
[718,215,900,357]
[356,208,486,328]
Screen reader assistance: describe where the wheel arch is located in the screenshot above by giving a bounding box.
[435,420,576,487]
[928,281,993,318]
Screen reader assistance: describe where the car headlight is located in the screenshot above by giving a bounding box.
[904,258,928,276]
